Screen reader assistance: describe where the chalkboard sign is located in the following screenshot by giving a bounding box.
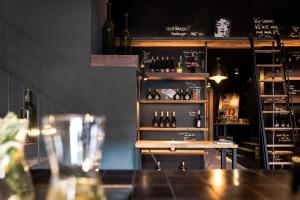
[287,50,300,66]
[112,0,300,38]
[275,132,293,144]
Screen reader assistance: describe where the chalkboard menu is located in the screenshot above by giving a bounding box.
[275,132,293,144]
[112,0,300,38]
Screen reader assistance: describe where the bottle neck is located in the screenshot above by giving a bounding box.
[107,3,112,21]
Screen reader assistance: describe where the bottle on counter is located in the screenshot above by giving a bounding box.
[154,89,161,100]
[102,2,115,54]
[173,89,181,100]
[159,111,165,128]
[165,111,171,128]
[184,88,191,100]
[120,13,131,55]
[146,88,154,100]
[149,57,156,73]
[195,110,201,128]
[171,111,176,128]
[152,111,159,128]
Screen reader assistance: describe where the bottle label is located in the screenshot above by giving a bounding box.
[171,122,176,128]
[154,95,160,100]
[153,122,158,127]
[165,122,170,128]
[197,120,201,128]
[160,123,164,128]
[147,94,153,100]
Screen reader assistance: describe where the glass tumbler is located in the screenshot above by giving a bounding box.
[41,114,106,200]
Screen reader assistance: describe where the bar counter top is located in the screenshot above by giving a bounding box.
[31,169,300,200]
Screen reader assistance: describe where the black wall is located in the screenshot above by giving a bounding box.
[0,0,137,169]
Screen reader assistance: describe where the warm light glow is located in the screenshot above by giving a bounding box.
[233,169,240,186]
[41,128,57,135]
[209,75,228,84]
[28,128,40,136]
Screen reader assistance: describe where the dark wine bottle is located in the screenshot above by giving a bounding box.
[165,111,171,128]
[146,88,153,100]
[160,57,165,73]
[173,89,181,100]
[170,57,176,72]
[120,13,131,55]
[150,56,155,73]
[195,110,201,128]
[184,88,191,100]
[165,56,170,73]
[155,56,160,72]
[159,111,165,128]
[155,161,162,171]
[188,52,196,73]
[180,89,184,100]
[171,111,176,128]
[102,2,115,54]
[179,161,187,171]
[154,89,161,100]
[152,111,159,128]
[24,89,35,129]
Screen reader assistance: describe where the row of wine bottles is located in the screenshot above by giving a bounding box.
[146,88,193,101]
[102,2,131,55]
[145,54,198,73]
[152,110,202,128]
[274,119,290,128]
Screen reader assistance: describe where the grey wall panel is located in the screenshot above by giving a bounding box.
[0,0,136,169]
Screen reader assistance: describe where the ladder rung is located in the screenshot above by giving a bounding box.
[262,111,290,114]
[259,79,284,82]
[267,144,295,147]
[260,95,287,98]
[255,49,281,53]
[268,151,293,155]
[265,127,293,131]
[257,64,283,68]
[269,162,293,165]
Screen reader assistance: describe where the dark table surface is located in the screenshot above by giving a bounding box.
[31,169,300,200]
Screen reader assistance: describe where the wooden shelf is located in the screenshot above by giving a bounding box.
[135,140,238,149]
[267,144,295,147]
[141,149,208,155]
[261,95,287,98]
[142,73,209,80]
[137,127,208,132]
[269,162,293,165]
[257,64,283,68]
[265,127,293,131]
[139,100,208,104]
[268,151,293,155]
[116,37,300,48]
[262,111,290,114]
[91,54,139,68]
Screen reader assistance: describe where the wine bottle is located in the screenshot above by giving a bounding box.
[155,161,162,171]
[150,56,155,73]
[184,88,191,100]
[165,56,170,73]
[160,57,165,73]
[24,89,34,129]
[275,120,279,128]
[154,89,161,100]
[146,88,153,100]
[189,52,196,73]
[171,111,176,128]
[152,111,159,128]
[173,89,181,100]
[281,120,286,128]
[180,89,184,100]
[176,56,183,73]
[159,111,165,128]
[170,57,176,72]
[165,111,171,128]
[195,110,201,128]
[155,56,160,72]
[120,13,131,55]
[102,2,115,54]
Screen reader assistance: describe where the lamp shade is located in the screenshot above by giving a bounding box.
[209,57,228,84]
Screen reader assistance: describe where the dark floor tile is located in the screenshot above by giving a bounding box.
[104,170,135,177]
[173,186,218,199]
[169,177,203,186]
[165,170,197,177]
[102,176,133,184]
[135,170,166,177]
[133,186,173,198]
[134,176,168,186]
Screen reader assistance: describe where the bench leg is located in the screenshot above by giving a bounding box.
[221,149,226,169]
[232,149,237,169]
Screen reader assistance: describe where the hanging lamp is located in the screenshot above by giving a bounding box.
[209,57,228,84]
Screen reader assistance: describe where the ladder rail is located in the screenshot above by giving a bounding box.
[249,35,270,170]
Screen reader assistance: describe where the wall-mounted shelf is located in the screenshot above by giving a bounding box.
[265,127,293,131]
[143,73,209,80]
[137,127,208,132]
[141,149,208,155]
[91,54,139,68]
[115,37,300,48]
[139,100,208,104]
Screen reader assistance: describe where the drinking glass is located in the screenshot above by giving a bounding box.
[41,114,106,200]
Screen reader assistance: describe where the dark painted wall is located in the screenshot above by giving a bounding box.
[0,0,137,169]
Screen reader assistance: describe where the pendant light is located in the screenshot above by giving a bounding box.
[209,57,228,84]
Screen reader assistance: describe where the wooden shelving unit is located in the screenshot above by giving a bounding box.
[139,100,208,104]
[141,73,209,81]
[137,127,209,132]
[115,37,300,48]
